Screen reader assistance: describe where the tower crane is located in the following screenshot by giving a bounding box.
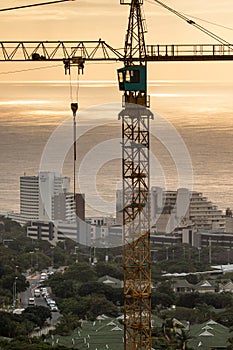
[1,1,233,349]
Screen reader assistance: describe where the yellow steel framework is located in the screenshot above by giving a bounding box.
[120,106,153,350]
[119,1,153,349]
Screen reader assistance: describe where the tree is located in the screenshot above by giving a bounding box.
[47,271,81,298]
[152,318,193,350]
[176,329,193,350]
[94,262,123,279]
[0,311,34,338]
[227,337,233,350]
[0,337,71,349]
[152,290,175,308]
[152,319,179,350]
[63,263,97,283]
[59,297,90,319]
[176,293,200,309]
[22,306,51,329]
[55,313,81,336]
[86,295,118,320]
[215,308,233,327]
[78,281,123,305]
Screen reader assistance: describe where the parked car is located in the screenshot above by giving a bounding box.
[41,288,48,297]
[47,299,56,306]
[50,304,58,312]
[47,271,54,276]
[40,272,47,281]
[44,293,50,300]
[28,297,35,306]
[34,289,41,297]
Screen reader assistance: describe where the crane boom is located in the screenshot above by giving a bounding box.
[0,40,123,62]
[1,41,233,63]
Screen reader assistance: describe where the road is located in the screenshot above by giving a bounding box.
[20,274,61,325]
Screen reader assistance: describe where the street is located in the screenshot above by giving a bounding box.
[19,273,61,325]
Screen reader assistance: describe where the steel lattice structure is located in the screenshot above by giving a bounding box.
[1,41,233,62]
[120,106,153,350]
[119,1,153,349]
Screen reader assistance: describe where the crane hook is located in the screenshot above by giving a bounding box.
[71,102,78,117]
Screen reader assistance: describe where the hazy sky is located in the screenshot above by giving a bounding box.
[0,0,233,81]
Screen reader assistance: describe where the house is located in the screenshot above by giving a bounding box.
[172,279,194,293]
[189,319,230,350]
[219,280,233,293]
[98,275,123,289]
[195,280,217,294]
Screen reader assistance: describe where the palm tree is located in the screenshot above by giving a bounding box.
[176,329,193,350]
[227,337,233,350]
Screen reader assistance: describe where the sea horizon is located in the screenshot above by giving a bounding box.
[0,80,232,217]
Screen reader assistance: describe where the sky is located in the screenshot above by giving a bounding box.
[0,0,233,81]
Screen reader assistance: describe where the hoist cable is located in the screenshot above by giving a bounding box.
[69,72,73,103]
[76,69,80,103]
[69,68,80,211]
[145,0,233,31]
[148,0,233,49]
[183,14,233,32]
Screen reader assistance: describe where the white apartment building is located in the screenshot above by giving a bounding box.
[39,172,70,221]
[8,172,76,225]
[151,187,226,232]
[20,176,39,222]
[188,191,225,231]
[116,187,227,233]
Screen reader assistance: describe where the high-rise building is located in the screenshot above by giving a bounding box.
[150,187,226,232]
[53,193,76,222]
[39,172,70,221]
[20,175,39,222]
[116,187,226,233]
[8,172,85,225]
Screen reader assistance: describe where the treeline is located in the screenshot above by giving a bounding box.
[0,306,51,338]
[47,262,123,325]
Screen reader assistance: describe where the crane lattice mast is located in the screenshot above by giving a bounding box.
[117,1,153,349]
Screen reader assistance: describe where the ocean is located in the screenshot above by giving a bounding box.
[0,80,232,217]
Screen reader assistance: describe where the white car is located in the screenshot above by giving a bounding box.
[44,293,50,299]
[50,304,58,312]
[41,288,48,296]
[40,272,47,280]
[28,297,35,306]
[34,289,41,297]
